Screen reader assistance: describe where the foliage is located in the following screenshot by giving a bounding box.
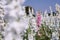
[23,26,31,40]
[35,24,52,40]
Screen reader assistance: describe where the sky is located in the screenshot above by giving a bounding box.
[23,0,60,12]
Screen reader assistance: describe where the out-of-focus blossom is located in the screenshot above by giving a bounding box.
[16,0,26,5]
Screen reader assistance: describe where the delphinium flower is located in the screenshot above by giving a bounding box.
[36,11,42,38]
[36,11,41,28]
[23,6,37,40]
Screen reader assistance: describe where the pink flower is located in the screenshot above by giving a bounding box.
[36,11,41,27]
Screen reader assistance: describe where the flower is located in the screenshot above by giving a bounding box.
[36,11,41,27]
